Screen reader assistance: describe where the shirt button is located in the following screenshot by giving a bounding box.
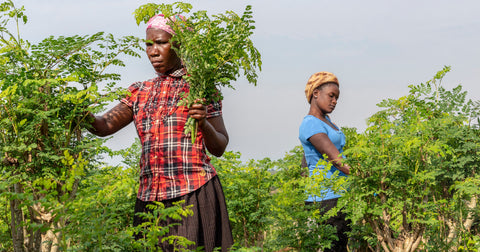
[199,170,206,176]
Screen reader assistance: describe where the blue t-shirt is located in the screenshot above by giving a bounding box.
[299,115,347,202]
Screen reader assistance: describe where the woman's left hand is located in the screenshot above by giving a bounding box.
[188,101,208,128]
[187,99,229,157]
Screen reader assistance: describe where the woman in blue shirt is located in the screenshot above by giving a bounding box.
[298,71,351,252]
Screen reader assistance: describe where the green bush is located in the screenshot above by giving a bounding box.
[212,152,275,248]
[265,146,339,251]
[0,0,142,250]
[342,66,480,252]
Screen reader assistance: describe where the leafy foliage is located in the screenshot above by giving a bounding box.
[1,1,479,251]
[0,0,142,250]
[212,152,275,248]
[210,146,348,251]
[342,66,480,252]
[264,146,340,251]
[132,201,199,252]
[49,139,198,251]
[133,2,262,137]
[59,164,138,251]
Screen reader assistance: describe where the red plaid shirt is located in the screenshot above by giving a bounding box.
[121,68,221,201]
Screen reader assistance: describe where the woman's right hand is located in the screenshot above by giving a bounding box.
[308,133,350,175]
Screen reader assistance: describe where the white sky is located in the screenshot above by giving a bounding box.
[16,0,480,161]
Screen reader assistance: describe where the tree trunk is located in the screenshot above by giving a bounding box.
[31,202,60,252]
[9,181,66,252]
[370,215,424,252]
[10,183,25,252]
[41,225,59,252]
[462,195,477,232]
[446,195,478,251]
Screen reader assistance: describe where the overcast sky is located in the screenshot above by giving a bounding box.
[16,0,480,161]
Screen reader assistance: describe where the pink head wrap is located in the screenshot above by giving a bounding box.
[146,14,185,35]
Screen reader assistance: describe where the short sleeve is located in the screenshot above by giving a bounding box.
[120,81,143,108]
[299,116,328,143]
[206,100,222,119]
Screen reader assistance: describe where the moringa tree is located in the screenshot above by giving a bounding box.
[0,1,142,251]
[342,67,480,252]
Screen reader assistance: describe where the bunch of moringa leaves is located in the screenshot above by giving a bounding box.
[134,2,262,142]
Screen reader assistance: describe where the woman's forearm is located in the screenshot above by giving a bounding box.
[199,117,229,157]
[87,103,133,137]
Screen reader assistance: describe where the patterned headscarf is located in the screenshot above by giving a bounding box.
[146,14,185,35]
[304,71,339,103]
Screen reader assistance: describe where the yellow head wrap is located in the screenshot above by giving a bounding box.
[304,71,339,103]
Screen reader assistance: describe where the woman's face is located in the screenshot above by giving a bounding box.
[312,83,340,115]
[145,28,180,74]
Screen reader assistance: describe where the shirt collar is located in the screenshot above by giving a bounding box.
[156,67,187,78]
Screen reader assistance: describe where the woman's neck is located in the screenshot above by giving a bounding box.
[308,107,327,120]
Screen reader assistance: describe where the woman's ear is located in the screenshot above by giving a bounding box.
[312,88,320,99]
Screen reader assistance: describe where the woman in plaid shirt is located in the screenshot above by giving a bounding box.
[89,14,233,251]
